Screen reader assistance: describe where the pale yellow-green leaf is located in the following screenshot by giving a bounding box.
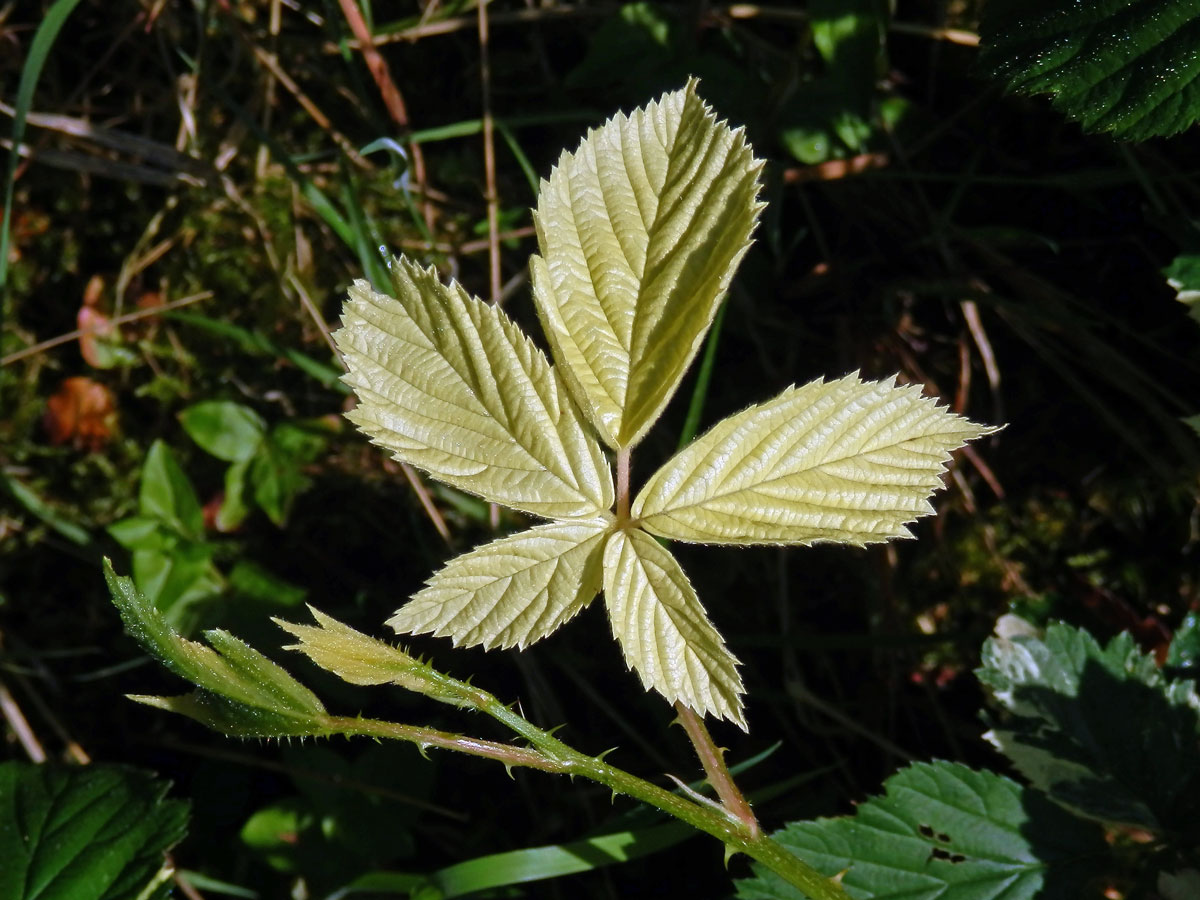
[633,373,996,546]
[334,258,614,519]
[531,79,764,449]
[277,606,428,688]
[277,607,473,706]
[389,519,612,650]
[603,528,745,728]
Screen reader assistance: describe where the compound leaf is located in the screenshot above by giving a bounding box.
[735,761,1106,900]
[531,79,763,449]
[978,621,1200,833]
[390,519,611,650]
[335,258,614,519]
[979,0,1200,141]
[603,528,744,727]
[0,761,189,900]
[105,558,330,737]
[634,373,994,546]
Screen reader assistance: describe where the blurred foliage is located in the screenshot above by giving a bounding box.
[3,1,1200,898]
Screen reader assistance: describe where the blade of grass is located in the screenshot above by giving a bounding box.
[430,823,695,897]
[0,0,88,307]
[677,299,730,449]
[164,311,346,391]
[1,473,93,547]
[340,165,392,289]
[496,119,539,198]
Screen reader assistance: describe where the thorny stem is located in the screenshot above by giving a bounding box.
[330,662,848,899]
[674,701,760,836]
[327,716,570,773]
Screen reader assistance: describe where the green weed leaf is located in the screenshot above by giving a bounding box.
[179,400,266,463]
[139,440,204,540]
[979,0,1200,141]
[0,761,189,900]
[105,558,330,737]
[530,78,763,449]
[335,257,613,518]
[389,518,611,650]
[735,762,1106,900]
[978,621,1200,833]
[634,373,994,545]
[1166,254,1200,324]
[603,528,744,727]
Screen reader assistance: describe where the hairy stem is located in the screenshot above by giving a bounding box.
[675,701,760,836]
[399,669,846,899]
[327,716,570,773]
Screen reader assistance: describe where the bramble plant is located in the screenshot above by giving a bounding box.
[335,80,992,729]
[107,81,1181,899]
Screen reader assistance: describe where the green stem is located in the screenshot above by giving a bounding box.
[428,677,847,899]
[326,716,570,773]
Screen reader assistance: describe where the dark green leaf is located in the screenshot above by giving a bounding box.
[250,443,294,527]
[1165,254,1200,323]
[978,621,1200,833]
[270,420,332,462]
[979,0,1200,141]
[0,761,188,900]
[248,424,326,527]
[564,3,674,90]
[779,80,868,164]
[810,0,886,113]
[240,801,307,872]
[131,542,223,625]
[139,440,204,540]
[1166,610,1200,674]
[734,762,1106,900]
[216,458,251,532]
[107,516,169,551]
[228,559,306,607]
[105,559,331,737]
[179,401,267,463]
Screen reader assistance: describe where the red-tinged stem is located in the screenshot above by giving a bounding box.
[616,447,631,522]
[675,701,760,836]
[327,716,570,773]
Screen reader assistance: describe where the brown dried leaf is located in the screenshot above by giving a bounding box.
[44,376,116,451]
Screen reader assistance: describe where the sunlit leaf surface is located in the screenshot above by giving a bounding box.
[335,258,614,519]
[390,519,612,650]
[531,79,763,448]
[603,528,744,727]
[634,373,995,546]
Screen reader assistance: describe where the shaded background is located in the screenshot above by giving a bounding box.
[3,1,1199,897]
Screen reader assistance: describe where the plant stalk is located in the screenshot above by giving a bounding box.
[674,701,760,835]
[616,447,631,521]
[326,716,571,773]
[445,677,846,899]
